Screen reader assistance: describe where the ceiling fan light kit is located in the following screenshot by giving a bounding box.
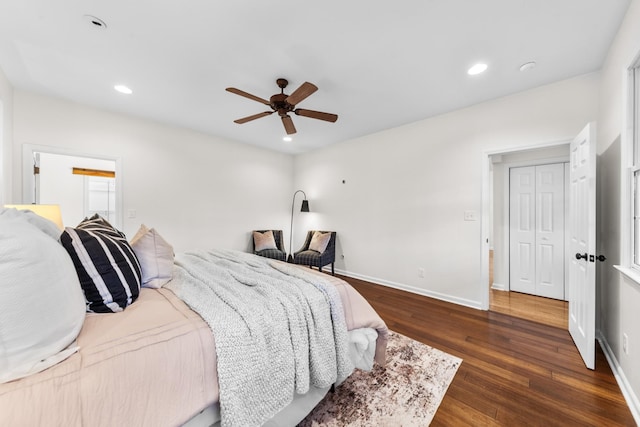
[226,78,338,135]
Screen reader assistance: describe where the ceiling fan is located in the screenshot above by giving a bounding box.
[226,78,338,135]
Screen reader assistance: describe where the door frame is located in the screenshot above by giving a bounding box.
[480,139,571,310]
[21,144,123,228]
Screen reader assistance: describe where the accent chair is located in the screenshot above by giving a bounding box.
[252,230,287,262]
[293,230,336,275]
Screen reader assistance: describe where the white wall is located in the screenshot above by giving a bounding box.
[597,0,640,419]
[0,67,13,205]
[294,73,599,308]
[11,90,294,252]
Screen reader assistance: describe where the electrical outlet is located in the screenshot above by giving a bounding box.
[418,268,425,278]
[623,333,629,355]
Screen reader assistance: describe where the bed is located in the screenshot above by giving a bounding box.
[0,209,388,427]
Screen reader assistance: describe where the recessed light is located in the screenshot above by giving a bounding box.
[467,63,488,75]
[83,15,107,29]
[114,85,132,95]
[283,136,292,142]
[519,61,537,72]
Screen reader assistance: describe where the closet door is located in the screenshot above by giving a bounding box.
[509,164,566,299]
[535,163,565,299]
[509,166,536,294]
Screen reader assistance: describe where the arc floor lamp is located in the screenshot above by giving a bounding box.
[288,190,309,262]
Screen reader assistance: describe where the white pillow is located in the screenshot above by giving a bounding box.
[0,209,86,384]
[253,230,277,252]
[130,224,174,289]
[309,231,331,253]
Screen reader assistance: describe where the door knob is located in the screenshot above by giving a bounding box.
[596,255,607,262]
[575,253,588,260]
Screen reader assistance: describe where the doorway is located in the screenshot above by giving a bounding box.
[485,143,570,328]
[22,144,122,229]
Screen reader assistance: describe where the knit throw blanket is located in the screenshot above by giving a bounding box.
[165,249,354,427]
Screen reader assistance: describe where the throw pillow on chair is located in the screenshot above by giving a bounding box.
[309,231,331,253]
[253,230,277,252]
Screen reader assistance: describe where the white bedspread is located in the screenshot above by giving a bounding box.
[166,250,354,427]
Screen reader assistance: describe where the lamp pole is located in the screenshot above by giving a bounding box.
[288,190,309,262]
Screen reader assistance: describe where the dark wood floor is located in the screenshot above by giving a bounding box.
[340,275,635,426]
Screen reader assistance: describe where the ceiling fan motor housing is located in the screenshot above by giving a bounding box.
[270,93,293,116]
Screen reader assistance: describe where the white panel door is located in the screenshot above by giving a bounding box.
[510,164,566,299]
[568,123,596,370]
[509,166,536,294]
[535,163,565,299]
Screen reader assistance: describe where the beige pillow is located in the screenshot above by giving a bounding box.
[130,224,174,289]
[253,230,277,252]
[309,231,331,253]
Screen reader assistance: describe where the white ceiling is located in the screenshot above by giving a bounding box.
[0,0,631,154]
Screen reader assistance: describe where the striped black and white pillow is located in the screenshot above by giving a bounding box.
[61,215,141,313]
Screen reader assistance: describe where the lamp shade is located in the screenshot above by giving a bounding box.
[301,199,310,212]
[3,204,64,231]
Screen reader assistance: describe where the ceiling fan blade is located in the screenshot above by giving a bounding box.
[226,87,270,105]
[294,109,338,123]
[234,111,274,124]
[285,82,318,106]
[281,115,297,135]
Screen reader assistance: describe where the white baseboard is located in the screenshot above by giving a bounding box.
[597,331,640,425]
[334,268,484,310]
[491,282,507,291]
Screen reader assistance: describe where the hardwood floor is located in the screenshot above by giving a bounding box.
[490,289,568,330]
[340,275,635,426]
[488,249,568,329]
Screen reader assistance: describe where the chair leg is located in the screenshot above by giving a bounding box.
[319,266,322,273]
[331,263,334,276]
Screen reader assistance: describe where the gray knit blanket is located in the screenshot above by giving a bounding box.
[165,249,354,427]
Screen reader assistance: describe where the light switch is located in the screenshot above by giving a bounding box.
[464,210,478,221]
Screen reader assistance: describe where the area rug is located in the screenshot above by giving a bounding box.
[298,331,462,426]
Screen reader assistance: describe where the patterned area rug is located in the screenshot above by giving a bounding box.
[298,331,462,427]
